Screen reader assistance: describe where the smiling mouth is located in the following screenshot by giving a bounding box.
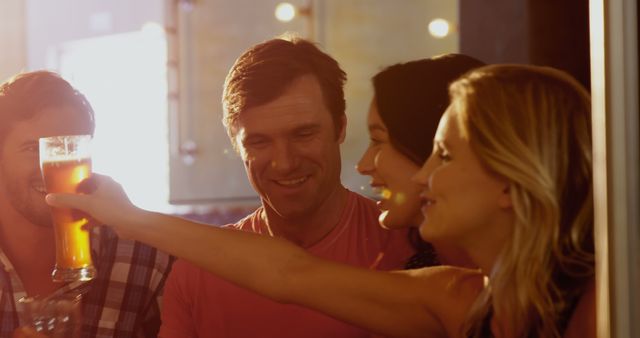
[31,182,47,194]
[274,176,309,187]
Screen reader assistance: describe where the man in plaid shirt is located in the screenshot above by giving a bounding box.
[0,71,172,337]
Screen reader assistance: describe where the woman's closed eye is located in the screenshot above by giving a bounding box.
[369,137,383,147]
[434,144,451,162]
[437,150,451,162]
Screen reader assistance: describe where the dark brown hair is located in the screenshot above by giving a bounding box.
[0,70,95,142]
[373,54,485,165]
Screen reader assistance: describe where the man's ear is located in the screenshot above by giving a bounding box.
[498,183,513,209]
[337,114,347,144]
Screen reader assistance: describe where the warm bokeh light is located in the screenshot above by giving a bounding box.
[275,3,296,22]
[381,188,392,200]
[394,192,406,205]
[428,18,450,38]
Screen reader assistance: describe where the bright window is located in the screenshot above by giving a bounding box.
[54,25,170,212]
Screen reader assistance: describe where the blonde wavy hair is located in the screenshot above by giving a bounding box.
[450,65,594,337]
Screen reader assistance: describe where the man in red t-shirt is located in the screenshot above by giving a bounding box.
[159,37,414,338]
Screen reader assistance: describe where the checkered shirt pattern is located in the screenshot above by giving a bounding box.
[0,226,173,338]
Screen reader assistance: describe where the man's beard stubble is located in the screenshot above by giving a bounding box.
[2,174,54,228]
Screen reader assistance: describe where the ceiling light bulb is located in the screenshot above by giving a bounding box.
[275,3,296,22]
[428,18,450,38]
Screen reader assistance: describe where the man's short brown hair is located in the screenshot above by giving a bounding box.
[0,71,95,143]
[222,37,346,139]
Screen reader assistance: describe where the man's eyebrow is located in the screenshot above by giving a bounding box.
[290,123,321,135]
[293,122,320,130]
[241,133,267,142]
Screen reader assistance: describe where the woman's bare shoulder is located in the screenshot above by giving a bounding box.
[401,266,485,337]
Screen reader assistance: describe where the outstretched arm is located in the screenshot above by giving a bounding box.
[46,175,478,338]
[133,212,449,337]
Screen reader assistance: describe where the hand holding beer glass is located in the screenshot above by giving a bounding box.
[39,135,95,282]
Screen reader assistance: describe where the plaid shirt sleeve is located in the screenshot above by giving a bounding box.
[81,227,174,338]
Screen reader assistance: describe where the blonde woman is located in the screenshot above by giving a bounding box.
[413,64,594,337]
[47,64,595,338]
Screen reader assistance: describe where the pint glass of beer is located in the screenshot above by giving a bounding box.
[39,135,95,282]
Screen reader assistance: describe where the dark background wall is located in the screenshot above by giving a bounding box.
[459,0,590,89]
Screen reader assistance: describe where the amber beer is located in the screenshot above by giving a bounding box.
[39,135,96,282]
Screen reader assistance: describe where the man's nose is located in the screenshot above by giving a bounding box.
[270,141,299,173]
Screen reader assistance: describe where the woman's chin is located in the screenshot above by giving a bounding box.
[418,221,432,240]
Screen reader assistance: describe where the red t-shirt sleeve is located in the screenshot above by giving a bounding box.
[159,259,198,338]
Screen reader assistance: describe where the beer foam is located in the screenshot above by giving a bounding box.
[41,154,91,163]
[39,135,92,164]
